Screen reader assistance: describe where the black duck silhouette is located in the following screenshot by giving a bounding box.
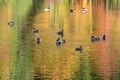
[37,38,42,44]
[33,28,39,33]
[57,29,64,37]
[76,46,83,52]
[102,35,106,40]
[70,9,76,13]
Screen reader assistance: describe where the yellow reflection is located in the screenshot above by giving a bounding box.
[33,1,81,79]
[0,4,10,80]
[82,0,87,8]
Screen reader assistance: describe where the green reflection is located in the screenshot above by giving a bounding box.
[0,0,5,6]
[9,0,34,80]
[73,54,92,80]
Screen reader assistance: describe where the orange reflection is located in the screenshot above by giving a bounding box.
[82,0,88,8]
[93,2,116,80]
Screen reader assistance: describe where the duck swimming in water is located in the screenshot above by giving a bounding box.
[82,8,88,13]
[76,46,83,52]
[44,7,50,12]
[91,36,100,42]
[70,9,76,13]
[33,28,39,33]
[8,21,15,27]
[56,37,65,46]
[57,29,64,37]
[102,35,106,40]
[37,38,42,44]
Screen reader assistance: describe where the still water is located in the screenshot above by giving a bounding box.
[0,0,120,80]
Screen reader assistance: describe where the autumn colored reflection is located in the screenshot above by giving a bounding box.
[0,0,120,80]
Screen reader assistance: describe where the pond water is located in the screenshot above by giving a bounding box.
[0,0,120,80]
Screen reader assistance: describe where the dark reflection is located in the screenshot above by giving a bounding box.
[31,0,45,15]
[0,0,5,6]
[33,0,44,9]
[73,54,92,80]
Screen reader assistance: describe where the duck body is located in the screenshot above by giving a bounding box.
[91,36,100,42]
[33,28,39,33]
[76,46,83,52]
[44,7,50,12]
[8,21,15,27]
[102,35,106,40]
[70,9,76,13]
[82,8,88,13]
[56,38,65,46]
[37,38,42,44]
[57,29,64,37]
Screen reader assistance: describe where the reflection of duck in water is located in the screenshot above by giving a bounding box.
[44,7,50,12]
[33,28,39,33]
[8,21,15,27]
[70,9,76,13]
[102,35,106,40]
[82,8,88,13]
[37,38,42,44]
[56,37,65,46]
[91,36,100,42]
[57,29,64,37]
[76,46,83,52]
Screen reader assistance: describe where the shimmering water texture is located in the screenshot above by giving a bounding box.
[0,0,120,80]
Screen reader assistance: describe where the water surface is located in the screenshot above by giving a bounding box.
[0,0,120,80]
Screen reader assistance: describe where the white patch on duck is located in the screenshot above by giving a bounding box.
[8,21,15,27]
[44,7,50,12]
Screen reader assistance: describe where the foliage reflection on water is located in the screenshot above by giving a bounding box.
[0,0,120,80]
